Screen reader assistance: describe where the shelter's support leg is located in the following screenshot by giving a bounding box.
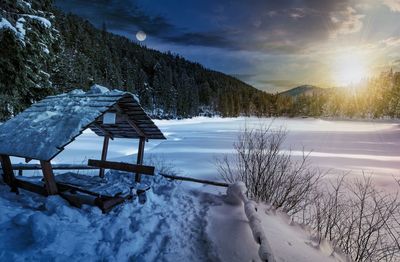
[99,135,110,178]
[135,137,146,183]
[0,154,18,193]
[40,160,58,195]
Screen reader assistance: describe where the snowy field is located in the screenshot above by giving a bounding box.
[45,117,400,190]
[2,117,398,261]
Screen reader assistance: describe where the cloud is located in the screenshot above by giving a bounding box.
[330,7,364,38]
[55,0,174,35]
[380,36,400,47]
[161,32,236,49]
[382,0,400,12]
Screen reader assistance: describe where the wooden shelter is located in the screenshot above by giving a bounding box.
[0,86,165,211]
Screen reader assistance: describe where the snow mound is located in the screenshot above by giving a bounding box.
[88,84,110,94]
[207,183,347,262]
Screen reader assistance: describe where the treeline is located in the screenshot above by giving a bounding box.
[0,0,273,121]
[275,70,400,119]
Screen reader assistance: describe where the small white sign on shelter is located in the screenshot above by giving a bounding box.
[103,112,116,125]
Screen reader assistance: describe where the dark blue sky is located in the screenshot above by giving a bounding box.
[56,0,400,92]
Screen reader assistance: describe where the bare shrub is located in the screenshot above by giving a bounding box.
[216,124,321,215]
[145,154,178,176]
[217,123,400,261]
[301,175,400,262]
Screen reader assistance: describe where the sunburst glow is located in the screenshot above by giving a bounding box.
[332,52,369,86]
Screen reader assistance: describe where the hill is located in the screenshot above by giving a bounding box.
[0,0,273,120]
[280,85,324,97]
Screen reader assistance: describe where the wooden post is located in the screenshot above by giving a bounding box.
[0,154,18,192]
[99,135,110,178]
[135,137,146,182]
[40,160,58,195]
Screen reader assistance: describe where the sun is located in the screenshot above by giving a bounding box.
[332,52,369,86]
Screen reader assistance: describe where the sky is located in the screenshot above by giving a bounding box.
[55,0,400,92]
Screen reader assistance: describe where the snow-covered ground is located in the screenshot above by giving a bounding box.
[0,173,344,261]
[2,117,398,261]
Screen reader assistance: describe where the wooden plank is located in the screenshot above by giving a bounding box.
[12,164,99,170]
[136,137,146,183]
[59,191,97,208]
[160,173,229,187]
[40,161,58,195]
[95,196,127,213]
[92,129,157,135]
[14,178,48,196]
[102,122,157,127]
[0,154,18,192]
[99,135,110,178]
[88,159,154,176]
[56,182,106,197]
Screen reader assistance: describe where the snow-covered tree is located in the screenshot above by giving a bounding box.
[0,0,60,120]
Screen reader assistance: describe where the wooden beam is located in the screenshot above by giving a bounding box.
[0,154,18,192]
[59,191,97,208]
[99,135,110,178]
[88,159,154,176]
[12,164,99,171]
[136,137,146,183]
[14,178,47,196]
[95,196,127,213]
[56,182,105,197]
[113,105,146,138]
[91,122,114,140]
[40,160,58,195]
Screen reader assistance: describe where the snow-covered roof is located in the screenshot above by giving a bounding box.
[0,85,165,161]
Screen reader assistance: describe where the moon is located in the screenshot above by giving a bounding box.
[136,30,147,41]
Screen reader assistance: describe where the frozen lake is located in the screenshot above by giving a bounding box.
[16,117,400,190]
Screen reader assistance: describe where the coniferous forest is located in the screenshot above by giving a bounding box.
[0,0,272,121]
[1,0,400,121]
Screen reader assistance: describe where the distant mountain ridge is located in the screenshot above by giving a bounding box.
[279,85,324,97]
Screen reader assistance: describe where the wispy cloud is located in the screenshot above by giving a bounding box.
[330,7,364,38]
[380,36,400,47]
[382,0,400,12]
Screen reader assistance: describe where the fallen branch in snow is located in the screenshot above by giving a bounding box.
[227,182,275,262]
[160,173,229,187]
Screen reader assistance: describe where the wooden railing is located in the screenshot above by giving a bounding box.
[10,163,99,176]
